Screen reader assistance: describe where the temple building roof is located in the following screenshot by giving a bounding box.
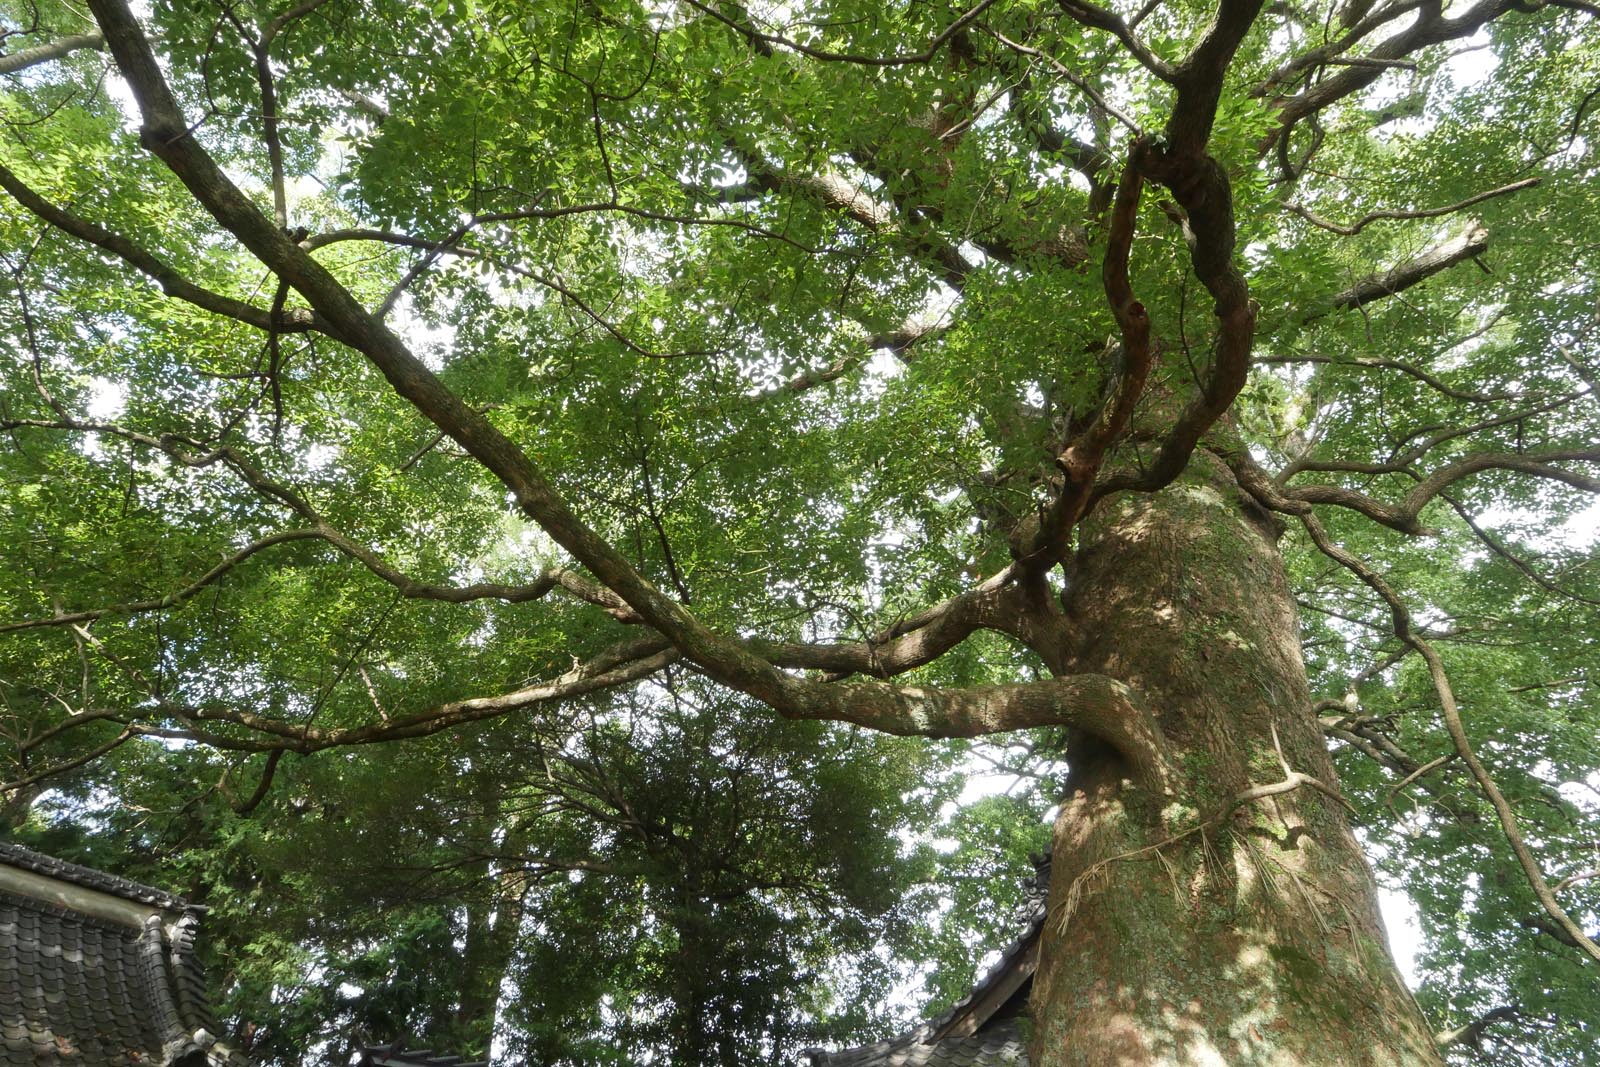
[358,1043,489,1067]
[0,842,249,1067]
[802,859,1048,1067]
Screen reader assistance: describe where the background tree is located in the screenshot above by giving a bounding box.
[1,0,1597,1063]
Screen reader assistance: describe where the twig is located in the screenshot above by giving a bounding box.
[1286,177,1540,237]
[679,0,1004,67]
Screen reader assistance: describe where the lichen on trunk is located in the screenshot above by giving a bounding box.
[1028,450,1441,1067]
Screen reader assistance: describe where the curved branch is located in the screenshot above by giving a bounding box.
[0,419,641,624]
[791,672,1172,789]
[0,529,326,634]
[751,587,1001,679]
[1088,0,1269,491]
[8,640,679,776]
[1016,154,1151,567]
[0,163,332,336]
[1299,512,1600,965]
[259,0,334,48]
[1442,494,1600,608]
[1090,146,1256,506]
[1286,177,1540,237]
[1054,0,1177,82]
[1252,0,1430,99]
[1,728,137,795]
[1266,0,1520,144]
[1229,443,1600,536]
[230,748,283,815]
[983,27,1142,134]
[1400,449,1600,513]
[739,161,976,289]
[84,0,989,723]
[305,226,722,356]
[1253,352,1520,404]
[752,566,1077,679]
[679,0,1004,67]
[1280,391,1588,480]
[1435,1006,1520,1052]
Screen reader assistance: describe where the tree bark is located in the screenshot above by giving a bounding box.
[1028,450,1442,1067]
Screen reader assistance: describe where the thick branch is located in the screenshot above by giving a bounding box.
[1280,392,1587,481]
[1091,0,1267,493]
[1443,494,1600,608]
[985,27,1142,134]
[1225,441,1600,536]
[1167,0,1269,156]
[754,567,1076,679]
[1267,0,1518,142]
[84,0,1110,751]
[305,227,716,357]
[1090,146,1256,506]
[680,0,1004,67]
[1435,1006,1520,1052]
[1253,352,1518,404]
[1252,0,1429,98]
[740,161,975,289]
[0,529,326,635]
[753,588,1001,679]
[0,31,104,74]
[1054,0,1177,82]
[3,641,680,788]
[792,672,1172,788]
[0,418,641,624]
[1329,223,1490,311]
[1016,155,1151,567]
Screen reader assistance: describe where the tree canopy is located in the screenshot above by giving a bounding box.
[1,0,1598,1062]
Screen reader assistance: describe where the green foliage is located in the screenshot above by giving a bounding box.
[2,0,1599,1062]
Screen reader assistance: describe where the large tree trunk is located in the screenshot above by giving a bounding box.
[1028,449,1442,1067]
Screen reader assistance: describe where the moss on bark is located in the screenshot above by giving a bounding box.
[1029,449,1442,1067]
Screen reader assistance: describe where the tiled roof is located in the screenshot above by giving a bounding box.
[804,858,1049,1067]
[0,844,188,913]
[921,859,1048,1042]
[360,1043,489,1067]
[804,1020,1028,1067]
[0,842,249,1067]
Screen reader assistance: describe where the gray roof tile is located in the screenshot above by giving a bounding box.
[920,860,1048,1042]
[804,858,1049,1067]
[0,844,188,912]
[360,1043,489,1067]
[0,845,250,1067]
[806,1020,1029,1067]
